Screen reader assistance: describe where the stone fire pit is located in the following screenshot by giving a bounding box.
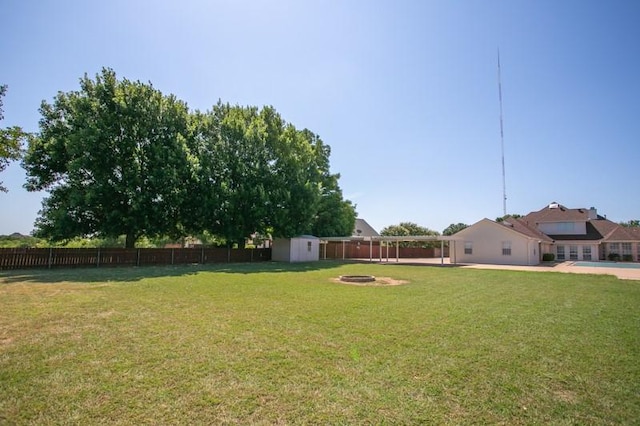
[339,275,376,283]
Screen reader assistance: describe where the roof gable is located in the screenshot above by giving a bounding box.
[454,218,547,241]
[353,218,379,237]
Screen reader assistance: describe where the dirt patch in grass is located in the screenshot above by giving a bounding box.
[331,276,409,286]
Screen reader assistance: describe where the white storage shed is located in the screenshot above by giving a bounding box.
[272,236,320,263]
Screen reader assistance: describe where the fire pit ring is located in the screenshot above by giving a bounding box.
[339,275,376,283]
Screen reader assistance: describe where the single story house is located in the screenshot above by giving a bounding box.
[451,202,640,265]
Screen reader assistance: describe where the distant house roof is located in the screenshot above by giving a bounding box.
[499,202,639,243]
[352,218,379,237]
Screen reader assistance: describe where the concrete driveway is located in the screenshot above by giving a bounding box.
[361,258,640,281]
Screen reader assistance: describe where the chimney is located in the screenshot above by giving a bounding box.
[588,207,597,220]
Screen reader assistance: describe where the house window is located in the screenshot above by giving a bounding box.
[569,245,578,260]
[307,241,312,252]
[557,245,565,260]
[582,246,592,261]
[609,243,620,254]
[622,243,632,256]
[502,241,512,256]
[464,242,473,255]
[557,222,575,233]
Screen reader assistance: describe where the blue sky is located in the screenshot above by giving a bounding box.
[1,0,639,236]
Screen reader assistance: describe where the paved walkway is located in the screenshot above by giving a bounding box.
[357,258,640,281]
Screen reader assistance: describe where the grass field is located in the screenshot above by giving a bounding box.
[1,262,639,424]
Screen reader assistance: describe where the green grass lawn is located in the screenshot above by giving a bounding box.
[1,262,639,425]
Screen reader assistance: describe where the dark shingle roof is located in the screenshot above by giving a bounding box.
[524,203,601,223]
[519,202,640,243]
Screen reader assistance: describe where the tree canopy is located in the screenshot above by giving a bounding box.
[23,68,355,247]
[0,85,30,192]
[619,220,640,228]
[23,69,194,247]
[442,222,468,236]
[496,214,522,222]
[380,221,439,248]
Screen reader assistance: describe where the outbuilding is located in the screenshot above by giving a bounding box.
[272,235,320,263]
[450,218,543,266]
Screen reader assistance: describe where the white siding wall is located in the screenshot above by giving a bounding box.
[453,220,539,265]
[291,237,319,262]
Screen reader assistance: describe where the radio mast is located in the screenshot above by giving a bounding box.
[497,49,507,216]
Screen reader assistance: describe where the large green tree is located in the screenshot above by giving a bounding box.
[206,103,275,247]
[309,169,356,237]
[442,222,468,236]
[0,85,30,192]
[191,102,355,245]
[380,221,440,248]
[23,68,194,247]
[23,69,354,247]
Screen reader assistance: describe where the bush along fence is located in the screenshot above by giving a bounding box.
[0,247,272,270]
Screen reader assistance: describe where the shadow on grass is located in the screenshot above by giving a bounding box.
[0,260,348,284]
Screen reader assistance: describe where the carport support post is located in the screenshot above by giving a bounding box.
[369,239,373,262]
[396,240,399,263]
[342,241,345,260]
[440,240,444,266]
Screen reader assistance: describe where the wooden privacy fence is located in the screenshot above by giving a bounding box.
[0,247,271,270]
[324,241,449,260]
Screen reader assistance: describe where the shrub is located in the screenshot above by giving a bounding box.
[608,253,621,261]
[622,254,633,262]
[542,253,555,262]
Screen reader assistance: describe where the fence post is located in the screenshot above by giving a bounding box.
[48,247,53,269]
[201,247,205,264]
[227,247,231,263]
[97,248,101,268]
[171,249,174,265]
[136,249,140,267]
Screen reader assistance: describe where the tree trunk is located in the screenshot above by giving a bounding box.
[237,238,246,249]
[125,233,137,249]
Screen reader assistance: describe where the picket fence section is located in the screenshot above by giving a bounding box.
[0,247,271,270]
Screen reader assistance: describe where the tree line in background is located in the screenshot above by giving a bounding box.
[379,222,469,248]
[3,72,639,249]
[6,68,356,248]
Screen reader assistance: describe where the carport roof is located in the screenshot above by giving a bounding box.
[320,235,458,242]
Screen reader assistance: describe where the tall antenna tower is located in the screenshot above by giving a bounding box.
[497,49,507,216]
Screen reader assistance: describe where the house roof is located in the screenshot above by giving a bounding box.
[518,202,639,243]
[602,225,640,242]
[455,218,550,241]
[352,218,379,237]
[458,203,640,244]
[523,202,601,223]
[506,218,554,242]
